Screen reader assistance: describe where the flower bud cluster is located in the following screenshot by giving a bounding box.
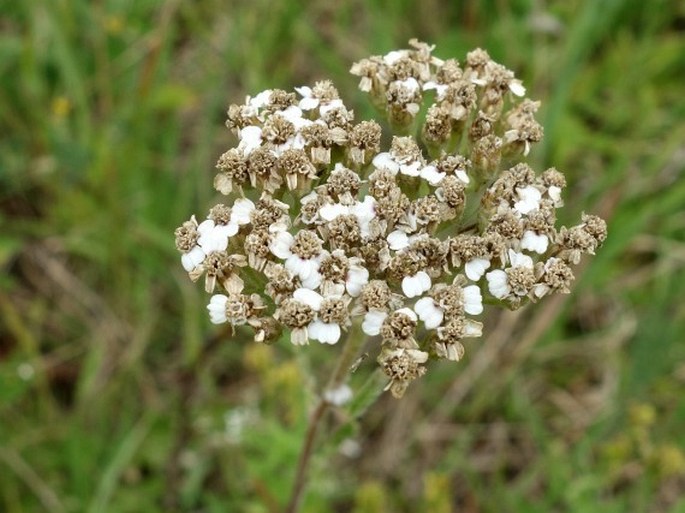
[175,41,606,398]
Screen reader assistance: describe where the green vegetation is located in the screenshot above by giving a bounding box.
[1,0,685,511]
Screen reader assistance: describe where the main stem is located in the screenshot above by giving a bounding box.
[284,323,365,513]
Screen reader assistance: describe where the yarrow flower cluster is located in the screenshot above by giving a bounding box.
[175,40,607,398]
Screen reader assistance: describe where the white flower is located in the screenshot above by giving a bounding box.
[362,310,387,336]
[520,230,549,254]
[238,126,263,156]
[514,185,542,215]
[269,230,322,289]
[465,258,490,281]
[207,294,228,324]
[463,285,483,315]
[486,270,510,299]
[486,250,534,299]
[414,297,444,329]
[401,271,431,298]
[293,288,343,344]
[197,219,233,253]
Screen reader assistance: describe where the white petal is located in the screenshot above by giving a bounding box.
[383,50,406,65]
[514,185,542,215]
[521,230,549,254]
[309,320,341,344]
[231,198,256,226]
[465,258,491,281]
[295,85,312,97]
[319,99,344,115]
[414,297,443,329]
[293,288,324,310]
[250,90,272,109]
[269,231,294,259]
[362,310,387,336]
[420,165,445,185]
[239,126,263,154]
[301,269,322,290]
[399,161,421,177]
[416,271,432,292]
[299,97,319,111]
[207,295,228,324]
[509,80,526,97]
[320,203,349,221]
[455,170,470,184]
[463,285,483,315]
[396,307,418,322]
[508,249,534,269]
[198,224,231,253]
[351,196,376,223]
[387,230,410,251]
[197,219,215,237]
[548,185,562,203]
[182,246,206,272]
[372,152,399,173]
[398,77,419,93]
[486,270,510,299]
[346,267,369,297]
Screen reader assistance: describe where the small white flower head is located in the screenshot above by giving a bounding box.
[197,219,233,254]
[269,229,324,289]
[293,288,347,345]
[402,270,432,298]
[486,250,535,299]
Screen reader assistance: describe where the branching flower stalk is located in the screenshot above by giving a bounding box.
[175,40,607,510]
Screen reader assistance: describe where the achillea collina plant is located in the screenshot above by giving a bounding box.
[175,40,606,399]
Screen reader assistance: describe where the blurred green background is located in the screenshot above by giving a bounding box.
[1,0,685,511]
